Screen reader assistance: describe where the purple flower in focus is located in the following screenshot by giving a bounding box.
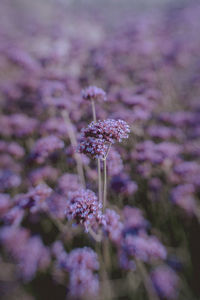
[78,137,109,159]
[81,119,130,144]
[65,189,102,231]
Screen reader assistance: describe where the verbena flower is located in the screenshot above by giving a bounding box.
[82,86,106,102]
[65,189,102,231]
[69,268,99,298]
[151,265,179,299]
[78,137,109,159]
[31,135,64,164]
[67,247,99,272]
[81,119,130,144]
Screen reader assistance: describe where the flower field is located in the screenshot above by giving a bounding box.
[0,0,200,299]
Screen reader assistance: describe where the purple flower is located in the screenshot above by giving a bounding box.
[69,268,99,298]
[31,135,64,164]
[101,209,123,244]
[82,86,106,102]
[123,234,167,262]
[0,141,25,158]
[78,137,109,159]
[171,184,197,215]
[0,169,21,191]
[65,189,102,231]
[57,173,82,197]
[15,183,52,212]
[29,166,59,185]
[110,174,138,196]
[67,247,99,272]
[151,265,179,299]
[107,148,123,176]
[0,193,11,217]
[81,119,130,144]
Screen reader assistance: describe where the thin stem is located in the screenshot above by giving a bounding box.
[102,143,112,211]
[91,99,102,203]
[91,99,96,122]
[98,159,102,203]
[135,259,159,300]
[61,110,85,188]
[103,158,107,212]
[89,227,102,242]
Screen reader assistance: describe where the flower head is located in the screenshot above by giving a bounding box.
[82,86,106,102]
[81,119,130,144]
[65,189,102,231]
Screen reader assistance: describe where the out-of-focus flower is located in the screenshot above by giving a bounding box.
[69,268,99,298]
[0,141,25,158]
[31,135,64,164]
[67,247,99,272]
[110,174,138,196]
[101,209,123,244]
[107,148,123,176]
[0,169,21,191]
[29,166,59,186]
[57,173,82,197]
[82,86,106,102]
[171,184,197,214]
[151,265,179,299]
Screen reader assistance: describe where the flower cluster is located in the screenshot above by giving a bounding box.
[81,119,130,144]
[65,189,102,231]
[82,86,107,102]
[31,135,64,164]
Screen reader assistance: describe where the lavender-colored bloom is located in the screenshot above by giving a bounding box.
[65,189,102,231]
[171,184,197,214]
[0,226,29,258]
[47,192,66,220]
[31,135,64,164]
[148,125,182,140]
[0,169,21,191]
[149,177,162,192]
[3,206,24,226]
[57,173,81,197]
[123,234,167,262]
[52,241,68,269]
[101,209,123,244]
[18,236,50,281]
[69,268,99,298]
[82,86,106,102]
[110,174,138,196]
[0,193,11,217]
[81,119,130,144]
[151,265,179,299]
[0,141,25,158]
[16,183,52,212]
[0,226,50,281]
[67,247,99,272]
[78,137,109,159]
[29,166,59,185]
[0,114,38,137]
[40,117,69,139]
[107,148,123,176]
[123,206,148,233]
